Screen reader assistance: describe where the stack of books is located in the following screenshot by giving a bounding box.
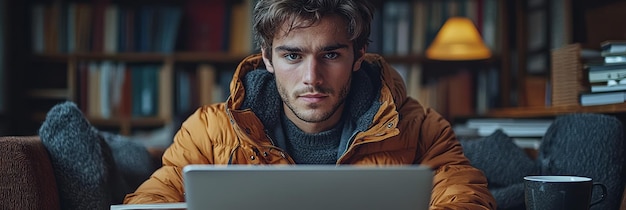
[580,40,626,106]
[453,118,554,149]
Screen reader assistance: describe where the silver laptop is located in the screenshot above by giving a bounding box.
[183,164,433,210]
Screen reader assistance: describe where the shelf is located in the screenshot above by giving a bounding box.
[30,112,46,123]
[88,116,168,127]
[26,89,68,99]
[383,54,426,63]
[173,52,250,63]
[487,103,626,118]
[381,54,500,64]
[30,112,168,136]
[32,52,250,63]
[88,116,169,135]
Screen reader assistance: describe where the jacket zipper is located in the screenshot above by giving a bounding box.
[264,130,294,163]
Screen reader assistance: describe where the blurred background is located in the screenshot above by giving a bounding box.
[0,0,625,149]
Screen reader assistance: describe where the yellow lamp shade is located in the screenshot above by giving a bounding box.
[426,17,492,61]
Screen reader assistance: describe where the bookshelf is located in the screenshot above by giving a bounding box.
[6,0,626,136]
[7,0,255,135]
[6,0,509,135]
[23,51,248,135]
[494,0,626,118]
[368,0,508,121]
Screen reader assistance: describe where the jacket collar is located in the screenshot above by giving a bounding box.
[227,53,402,143]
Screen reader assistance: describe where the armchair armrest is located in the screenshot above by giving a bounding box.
[0,136,60,210]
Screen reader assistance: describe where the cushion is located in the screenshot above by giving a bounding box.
[101,132,155,191]
[460,129,539,209]
[39,101,156,209]
[460,129,539,188]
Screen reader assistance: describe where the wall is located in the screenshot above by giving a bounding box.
[0,0,6,135]
[582,1,626,49]
[0,0,5,113]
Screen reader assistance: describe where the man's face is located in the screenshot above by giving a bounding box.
[262,15,364,133]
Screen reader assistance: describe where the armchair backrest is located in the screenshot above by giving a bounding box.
[539,113,625,210]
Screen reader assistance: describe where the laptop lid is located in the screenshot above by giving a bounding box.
[183,164,433,210]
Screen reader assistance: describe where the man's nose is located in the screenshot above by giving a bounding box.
[303,58,322,86]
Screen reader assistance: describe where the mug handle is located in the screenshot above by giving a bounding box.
[590,182,608,207]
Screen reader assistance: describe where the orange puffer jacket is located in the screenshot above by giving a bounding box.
[124,53,496,210]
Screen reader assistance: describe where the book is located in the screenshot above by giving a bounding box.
[184,0,227,52]
[512,138,542,149]
[158,62,173,119]
[605,55,626,64]
[58,1,70,53]
[91,0,108,53]
[464,118,554,137]
[77,61,89,113]
[99,61,114,118]
[120,7,136,52]
[88,61,101,118]
[601,40,626,56]
[197,64,217,105]
[367,6,383,53]
[407,64,423,102]
[580,91,626,106]
[103,5,119,53]
[143,65,160,117]
[131,65,160,117]
[591,84,626,93]
[381,1,399,55]
[175,68,192,114]
[410,1,427,54]
[228,0,254,55]
[586,63,626,82]
[523,76,548,107]
[446,69,474,119]
[110,62,126,117]
[31,3,45,53]
[482,0,498,51]
[217,68,235,102]
[75,3,93,52]
[42,2,60,53]
[137,6,156,52]
[391,63,410,85]
[394,1,411,55]
[156,6,183,53]
[425,1,443,50]
[119,64,132,118]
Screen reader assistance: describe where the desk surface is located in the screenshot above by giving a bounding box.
[110,202,186,210]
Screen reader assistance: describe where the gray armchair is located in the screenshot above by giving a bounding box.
[539,113,625,210]
[460,113,626,210]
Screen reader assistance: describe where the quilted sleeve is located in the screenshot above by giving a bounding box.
[417,107,497,210]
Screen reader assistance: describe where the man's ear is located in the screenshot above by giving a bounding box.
[352,47,366,72]
[261,48,274,73]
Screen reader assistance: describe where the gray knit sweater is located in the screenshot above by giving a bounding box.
[239,62,382,163]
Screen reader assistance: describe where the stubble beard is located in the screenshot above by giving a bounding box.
[277,77,351,123]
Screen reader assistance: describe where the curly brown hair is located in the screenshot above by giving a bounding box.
[253,0,374,59]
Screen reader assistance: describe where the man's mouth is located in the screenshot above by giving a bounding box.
[299,93,327,103]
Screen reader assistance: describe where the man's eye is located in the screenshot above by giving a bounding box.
[324,52,339,59]
[285,54,301,61]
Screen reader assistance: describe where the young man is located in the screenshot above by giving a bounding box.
[124,0,496,208]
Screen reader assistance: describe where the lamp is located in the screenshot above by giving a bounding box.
[426,17,491,61]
